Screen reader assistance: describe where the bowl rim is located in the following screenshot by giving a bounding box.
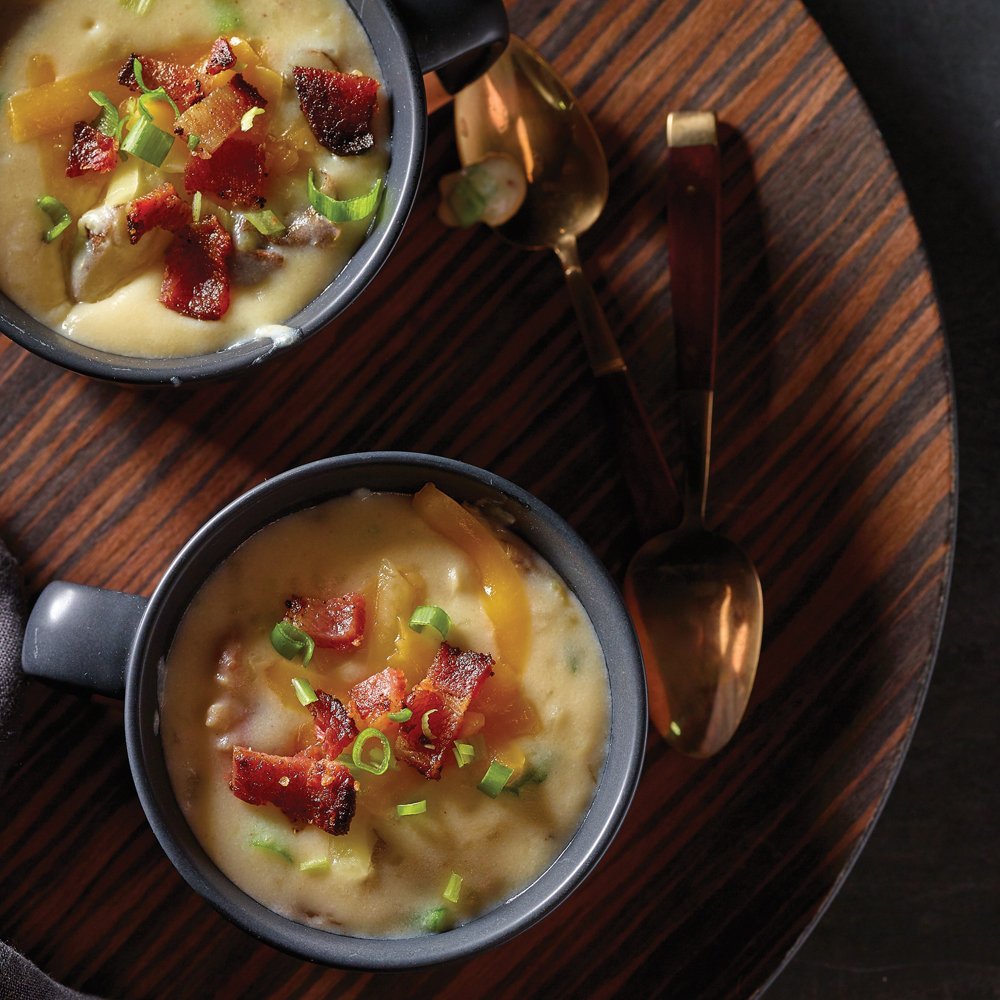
[0,0,426,385]
[125,451,647,968]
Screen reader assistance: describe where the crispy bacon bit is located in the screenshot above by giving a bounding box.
[119,53,205,112]
[174,74,266,157]
[206,37,237,75]
[284,593,365,650]
[159,216,233,320]
[66,122,118,177]
[126,182,192,244]
[395,644,494,779]
[292,66,378,156]
[183,133,267,208]
[348,668,406,729]
[308,690,358,757]
[231,747,357,836]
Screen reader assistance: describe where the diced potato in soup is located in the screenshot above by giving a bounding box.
[160,487,610,937]
[0,0,389,357]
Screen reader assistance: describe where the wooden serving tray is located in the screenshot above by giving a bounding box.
[0,0,954,996]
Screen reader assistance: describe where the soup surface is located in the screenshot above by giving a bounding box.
[0,0,388,357]
[160,487,610,937]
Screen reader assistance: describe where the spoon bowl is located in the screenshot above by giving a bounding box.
[454,36,681,538]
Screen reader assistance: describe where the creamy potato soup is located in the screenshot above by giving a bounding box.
[0,0,388,357]
[161,486,610,937]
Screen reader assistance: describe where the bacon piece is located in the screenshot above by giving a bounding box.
[395,644,494,779]
[284,593,365,650]
[206,37,237,75]
[159,216,233,320]
[66,122,118,177]
[231,747,356,836]
[174,74,266,157]
[119,53,205,112]
[126,182,192,244]
[292,67,378,156]
[183,133,267,208]
[348,668,406,729]
[308,689,358,757]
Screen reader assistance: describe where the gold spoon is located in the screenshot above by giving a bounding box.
[624,112,763,757]
[453,36,681,537]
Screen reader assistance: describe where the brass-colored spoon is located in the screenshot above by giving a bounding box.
[454,36,680,537]
[624,112,763,757]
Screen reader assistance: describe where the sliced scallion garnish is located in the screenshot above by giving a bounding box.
[292,677,318,707]
[420,709,438,741]
[396,800,427,817]
[299,857,329,873]
[477,761,514,798]
[243,208,286,236]
[421,906,448,933]
[241,106,265,132]
[408,605,451,639]
[352,727,392,776]
[307,169,382,223]
[132,58,181,119]
[89,90,124,142]
[36,196,71,244]
[453,741,476,768]
[442,872,463,903]
[192,191,203,223]
[187,134,201,152]
[120,114,174,167]
[211,0,243,32]
[388,707,412,723]
[249,833,292,863]
[270,621,315,665]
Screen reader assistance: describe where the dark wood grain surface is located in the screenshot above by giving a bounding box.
[0,0,955,997]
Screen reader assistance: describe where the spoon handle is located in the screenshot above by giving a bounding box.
[665,112,721,521]
[554,235,683,538]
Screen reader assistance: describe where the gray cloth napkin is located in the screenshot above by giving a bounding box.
[0,539,97,1000]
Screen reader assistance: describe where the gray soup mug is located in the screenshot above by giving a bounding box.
[0,1,507,385]
[22,452,647,970]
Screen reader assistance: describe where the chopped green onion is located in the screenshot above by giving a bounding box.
[211,0,243,32]
[299,857,330,873]
[187,134,201,152]
[396,800,427,816]
[241,106,265,132]
[408,605,451,639]
[443,872,463,903]
[388,708,412,723]
[249,833,292,863]
[505,761,548,795]
[453,741,476,768]
[270,621,315,665]
[36,196,72,244]
[352,727,392,776]
[118,0,155,13]
[421,906,449,933]
[132,58,181,119]
[421,709,438,741]
[243,208,286,236]
[478,761,514,798]
[192,191,203,223]
[669,720,682,737]
[120,115,174,167]
[89,90,124,141]
[307,169,382,223]
[292,677,318,707]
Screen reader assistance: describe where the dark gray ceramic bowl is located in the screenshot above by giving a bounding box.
[23,452,647,969]
[0,0,507,385]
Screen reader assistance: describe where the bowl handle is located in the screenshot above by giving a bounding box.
[393,0,508,93]
[22,582,147,700]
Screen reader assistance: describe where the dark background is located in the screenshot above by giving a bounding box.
[769,1,999,997]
